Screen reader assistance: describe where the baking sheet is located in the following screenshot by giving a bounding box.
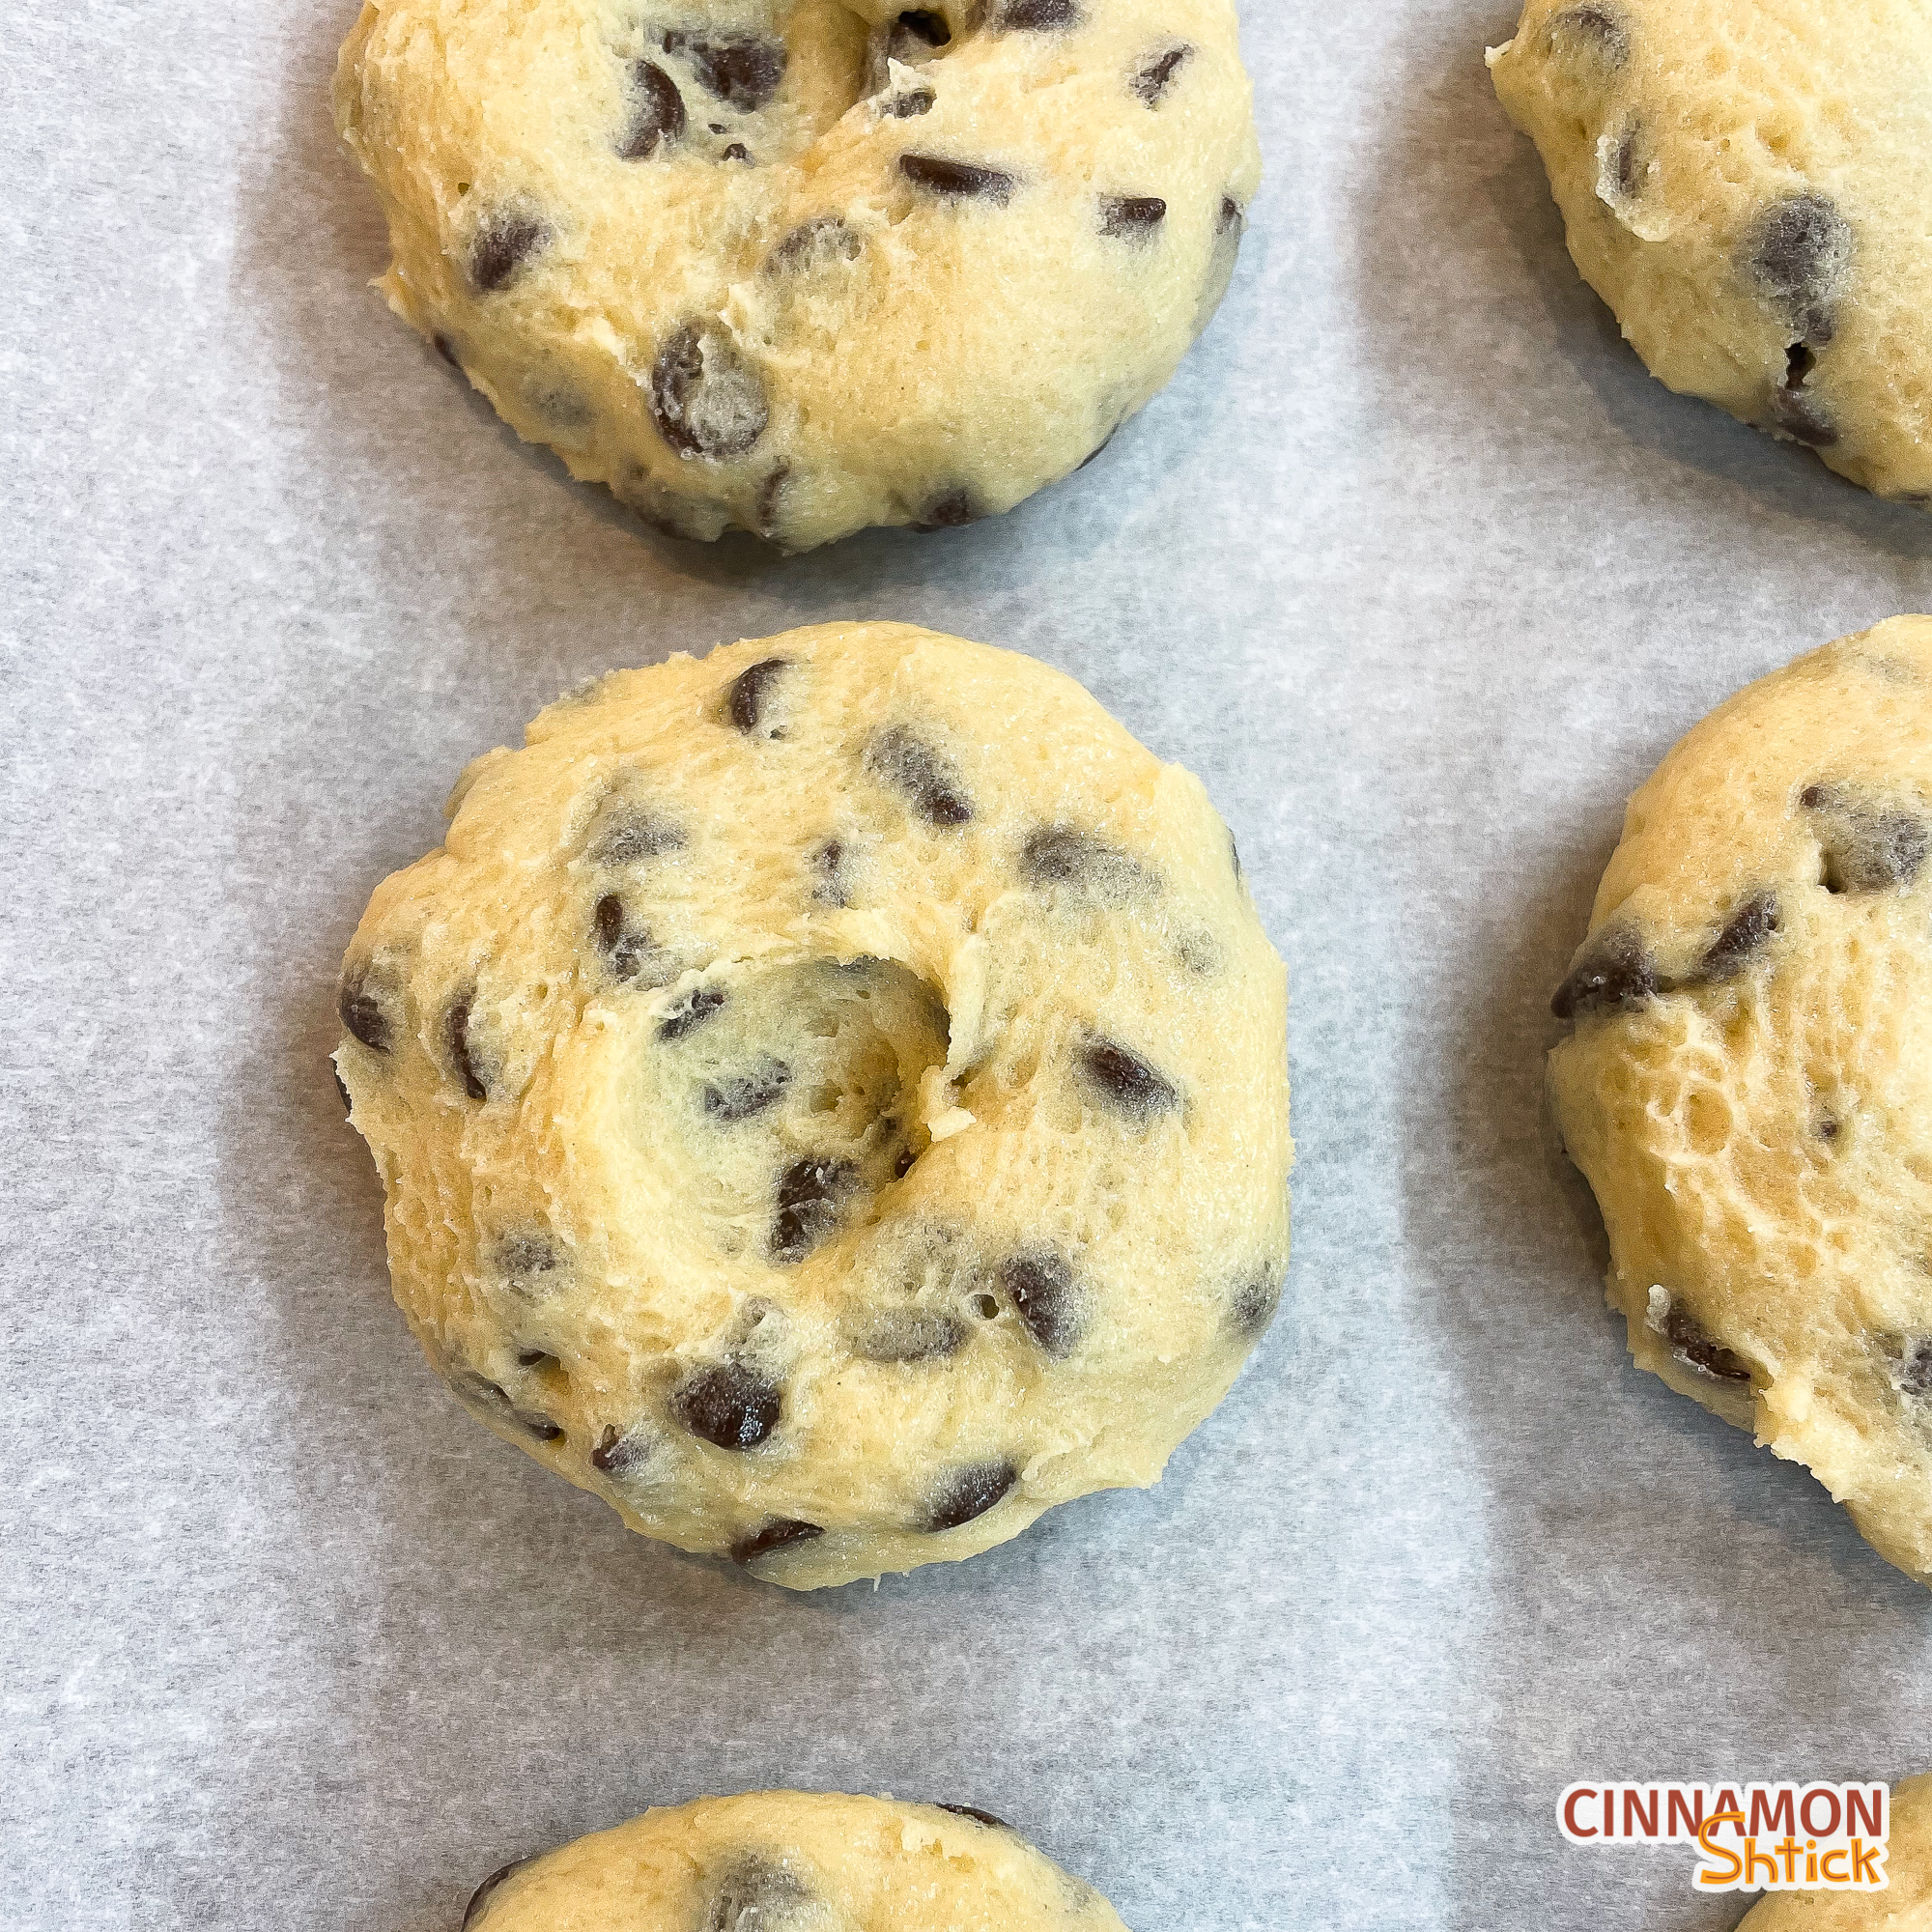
[5,2,1930,1927]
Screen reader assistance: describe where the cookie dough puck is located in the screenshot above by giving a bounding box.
[335,620,1292,1589]
[1548,616,1932,1586]
[1490,0,1932,503]
[333,0,1263,549]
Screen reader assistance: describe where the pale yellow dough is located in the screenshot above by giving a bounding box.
[1490,0,1932,503]
[1733,1774,1932,1929]
[333,0,1261,549]
[459,1791,1130,1930]
[335,621,1292,1589]
[1548,616,1932,1587]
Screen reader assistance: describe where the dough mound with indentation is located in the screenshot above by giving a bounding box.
[459,1791,1129,1931]
[1490,0,1932,504]
[333,0,1261,550]
[1734,1772,1932,1928]
[335,621,1291,1590]
[1548,616,1932,1587]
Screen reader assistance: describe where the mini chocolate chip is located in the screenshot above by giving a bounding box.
[1020,825,1156,898]
[1771,385,1837,446]
[1550,924,1657,1021]
[591,806,686,866]
[1078,1037,1179,1118]
[922,1460,1017,1531]
[463,1858,532,1930]
[446,994,489,1100]
[896,9,951,44]
[940,1804,1012,1830]
[432,332,461,367]
[1804,785,1930,892]
[622,59,686,157]
[1696,890,1779,980]
[772,1156,858,1262]
[684,37,786,108]
[672,1362,782,1449]
[704,1059,791,1122]
[650,322,769,460]
[886,84,937,116]
[1663,1304,1751,1382]
[469,213,548,295]
[332,1067,353,1115]
[857,1309,970,1361]
[1817,1114,1841,1143]
[590,1423,650,1475]
[595,894,624,948]
[722,142,752,162]
[1230,1268,1283,1339]
[899,155,1017,203]
[593,895,657,981]
[912,487,980,530]
[999,0,1077,25]
[1548,4,1629,64]
[1133,43,1191,104]
[1896,1337,1932,1400]
[1218,195,1243,234]
[729,656,790,729]
[1747,192,1851,334]
[659,984,726,1041]
[812,838,848,904]
[1000,1252,1080,1355]
[867,726,973,825]
[732,1519,824,1564]
[767,215,864,274]
[1099,194,1167,239]
[337,972,391,1053]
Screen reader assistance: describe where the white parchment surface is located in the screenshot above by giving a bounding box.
[4,4,1930,1929]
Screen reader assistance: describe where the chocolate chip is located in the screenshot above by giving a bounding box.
[766,215,863,274]
[650,322,769,461]
[701,1861,810,1932]
[1230,1267,1283,1339]
[1804,785,1930,893]
[332,1066,352,1115]
[1548,4,1629,64]
[998,0,1077,25]
[886,84,937,116]
[772,1156,858,1262]
[659,984,726,1041]
[705,1059,791,1122]
[1099,194,1167,239]
[1020,826,1156,898]
[1771,384,1837,447]
[1895,1337,1932,1400]
[684,37,786,108]
[337,972,391,1053]
[1000,1252,1080,1355]
[811,838,848,905]
[867,726,973,825]
[590,806,686,866]
[446,994,489,1100]
[1078,1037,1179,1118]
[722,142,753,162]
[595,894,624,948]
[672,1362,782,1449]
[1133,43,1191,103]
[469,213,548,294]
[899,155,1017,202]
[590,1424,650,1475]
[463,1858,532,1930]
[729,657,790,730]
[940,1805,1011,1830]
[1695,890,1779,980]
[912,487,980,530]
[622,59,686,157]
[433,332,461,368]
[593,895,657,981]
[857,1310,970,1361]
[1550,924,1656,1021]
[895,10,952,45]
[731,1519,824,1565]
[1663,1304,1751,1383]
[1747,192,1851,337]
[922,1460,1016,1531]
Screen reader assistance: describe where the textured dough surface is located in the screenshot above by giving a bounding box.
[1548,616,1932,1586]
[1734,1774,1932,1929]
[333,0,1261,550]
[460,1791,1131,1930]
[335,621,1291,1590]
[1490,0,1932,503]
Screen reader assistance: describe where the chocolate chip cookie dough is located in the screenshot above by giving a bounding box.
[1490,0,1932,503]
[1548,616,1932,1587]
[333,1,1261,549]
[460,1792,1130,1930]
[336,622,1292,1589]
[1732,1773,1932,1929]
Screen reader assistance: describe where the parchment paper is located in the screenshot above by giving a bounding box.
[5,3,1930,1928]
